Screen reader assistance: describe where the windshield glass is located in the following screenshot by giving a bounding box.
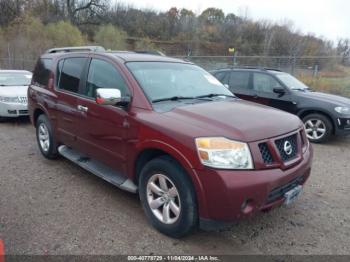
[0,72,32,86]
[275,73,309,91]
[126,62,233,102]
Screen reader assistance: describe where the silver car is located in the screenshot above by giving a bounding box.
[0,70,32,121]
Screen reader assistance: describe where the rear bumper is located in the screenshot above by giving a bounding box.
[196,143,313,223]
[0,102,28,117]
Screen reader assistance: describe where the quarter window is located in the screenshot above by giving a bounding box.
[32,58,52,87]
[85,59,129,98]
[57,58,87,93]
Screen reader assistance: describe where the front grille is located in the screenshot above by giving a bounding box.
[259,143,273,164]
[275,134,298,162]
[267,176,304,203]
[19,110,28,115]
[19,96,27,104]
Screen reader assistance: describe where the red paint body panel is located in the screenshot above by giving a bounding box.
[28,52,313,222]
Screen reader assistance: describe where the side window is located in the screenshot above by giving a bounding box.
[253,73,282,93]
[229,71,250,90]
[57,58,87,93]
[32,58,52,87]
[85,59,129,98]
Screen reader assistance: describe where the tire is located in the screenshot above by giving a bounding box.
[139,156,198,238]
[0,116,7,122]
[36,114,59,159]
[302,113,333,143]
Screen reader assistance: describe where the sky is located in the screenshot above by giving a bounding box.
[119,0,350,43]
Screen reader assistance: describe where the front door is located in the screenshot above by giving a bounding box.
[251,72,297,114]
[76,58,132,174]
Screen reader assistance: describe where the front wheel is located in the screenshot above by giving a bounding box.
[303,113,333,143]
[36,114,59,159]
[139,156,198,238]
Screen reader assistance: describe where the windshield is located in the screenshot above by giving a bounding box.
[0,72,32,86]
[275,73,309,91]
[126,62,233,102]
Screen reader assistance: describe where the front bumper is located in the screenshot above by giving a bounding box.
[0,102,28,117]
[335,117,350,136]
[196,142,313,223]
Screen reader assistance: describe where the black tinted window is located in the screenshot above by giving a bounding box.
[253,73,282,93]
[57,58,87,93]
[214,71,229,84]
[32,58,52,86]
[85,59,129,98]
[229,71,250,89]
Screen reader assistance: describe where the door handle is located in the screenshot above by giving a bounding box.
[77,105,88,112]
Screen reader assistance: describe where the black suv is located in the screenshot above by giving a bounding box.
[211,67,350,143]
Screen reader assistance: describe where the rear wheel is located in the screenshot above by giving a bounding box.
[303,113,333,143]
[139,156,198,238]
[36,114,58,159]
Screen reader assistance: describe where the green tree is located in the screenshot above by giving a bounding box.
[134,37,157,51]
[94,24,127,50]
[45,21,86,47]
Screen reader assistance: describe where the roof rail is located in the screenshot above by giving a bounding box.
[134,50,166,56]
[45,46,105,54]
[211,66,283,72]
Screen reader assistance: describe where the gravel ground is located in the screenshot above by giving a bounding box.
[0,118,350,255]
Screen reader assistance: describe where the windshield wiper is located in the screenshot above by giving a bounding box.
[152,96,197,103]
[195,93,236,99]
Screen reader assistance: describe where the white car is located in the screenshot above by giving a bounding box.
[0,70,32,121]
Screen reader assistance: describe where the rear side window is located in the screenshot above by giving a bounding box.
[229,71,250,90]
[32,58,52,87]
[57,58,87,93]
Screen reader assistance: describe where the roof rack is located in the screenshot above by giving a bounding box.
[45,46,105,54]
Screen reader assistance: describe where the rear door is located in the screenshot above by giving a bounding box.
[76,57,131,174]
[252,72,297,113]
[227,71,255,101]
[54,57,89,148]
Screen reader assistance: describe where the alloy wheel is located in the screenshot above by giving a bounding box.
[304,119,326,140]
[38,123,50,152]
[146,174,181,225]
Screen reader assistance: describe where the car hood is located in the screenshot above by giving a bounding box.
[163,99,302,142]
[298,91,350,106]
[0,85,29,97]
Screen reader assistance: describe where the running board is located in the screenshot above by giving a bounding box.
[58,145,137,193]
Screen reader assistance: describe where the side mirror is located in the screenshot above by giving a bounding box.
[273,87,286,96]
[96,88,121,105]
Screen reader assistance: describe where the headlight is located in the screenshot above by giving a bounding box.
[0,96,20,103]
[335,106,350,114]
[195,137,253,169]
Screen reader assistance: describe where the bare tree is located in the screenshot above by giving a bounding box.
[66,0,108,25]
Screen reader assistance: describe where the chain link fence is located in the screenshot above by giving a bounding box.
[0,55,346,78]
[176,55,345,77]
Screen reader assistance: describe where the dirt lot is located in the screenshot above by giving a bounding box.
[0,118,350,255]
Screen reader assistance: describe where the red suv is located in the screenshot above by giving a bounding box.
[28,47,313,237]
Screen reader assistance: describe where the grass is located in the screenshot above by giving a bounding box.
[298,66,350,98]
